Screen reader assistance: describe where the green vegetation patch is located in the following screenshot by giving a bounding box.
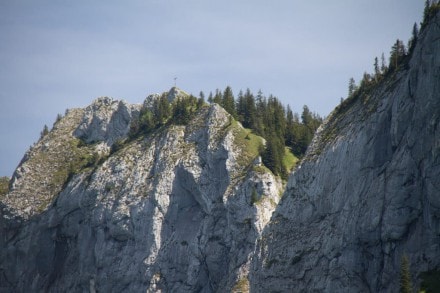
[419,269,440,293]
[250,187,262,205]
[0,176,9,197]
[232,277,249,293]
[129,92,204,140]
[231,120,264,169]
[35,137,102,211]
[282,147,298,173]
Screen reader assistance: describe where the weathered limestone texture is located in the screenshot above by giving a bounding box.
[2,12,440,293]
[0,93,281,292]
[250,12,440,293]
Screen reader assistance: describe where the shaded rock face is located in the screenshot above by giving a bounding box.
[0,96,282,292]
[250,13,440,292]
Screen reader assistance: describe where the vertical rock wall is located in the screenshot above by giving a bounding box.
[250,12,440,293]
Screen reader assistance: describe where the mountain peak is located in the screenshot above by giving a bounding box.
[166,86,189,102]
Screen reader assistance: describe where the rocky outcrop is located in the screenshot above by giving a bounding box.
[250,11,440,292]
[4,108,86,218]
[74,97,141,147]
[0,95,282,292]
[2,12,440,293]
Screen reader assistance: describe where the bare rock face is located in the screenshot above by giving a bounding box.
[0,93,282,292]
[2,13,440,293]
[250,12,440,292]
[74,97,141,146]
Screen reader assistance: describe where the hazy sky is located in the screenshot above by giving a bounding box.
[0,1,424,176]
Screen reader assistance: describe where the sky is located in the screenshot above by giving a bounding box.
[0,0,424,177]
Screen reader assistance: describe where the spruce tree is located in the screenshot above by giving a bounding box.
[380,53,387,74]
[423,0,432,28]
[400,254,413,293]
[236,90,246,122]
[243,89,256,129]
[285,105,295,147]
[40,124,49,139]
[222,86,237,118]
[139,109,155,133]
[213,89,222,104]
[270,96,286,140]
[389,39,406,71]
[254,91,267,137]
[155,94,171,125]
[262,134,284,178]
[173,98,190,125]
[360,72,372,88]
[374,57,380,79]
[301,105,313,127]
[55,113,63,123]
[197,92,205,109]
[408,23,419,53]
[348,77,356,97]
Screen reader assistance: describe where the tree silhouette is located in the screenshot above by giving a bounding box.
[348,77,356,97]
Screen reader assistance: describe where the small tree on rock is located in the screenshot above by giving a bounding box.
[400,254,413,293]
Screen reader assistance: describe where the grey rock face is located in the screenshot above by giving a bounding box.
[0,93,282,292]
[2,13,440,293]
[74,97,141,146]
[250,13,440,292]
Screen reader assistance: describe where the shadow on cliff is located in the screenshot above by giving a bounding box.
[250,12,440,292]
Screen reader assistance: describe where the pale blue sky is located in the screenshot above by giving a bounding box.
[0,1,424,176]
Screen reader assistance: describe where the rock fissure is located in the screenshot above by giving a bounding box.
[2,11,440,292]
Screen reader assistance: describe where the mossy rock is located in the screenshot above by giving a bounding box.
[0,176,9,197]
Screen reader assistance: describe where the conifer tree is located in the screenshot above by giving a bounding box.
[197,91,205,108]
[408,23,419,53]
[389,39,406,71]
[269,96,286,140]
[236,90,246,122]
[360,72,372,88]
[400,254,413,293]
[380,53,387,74]
[262,134,285,178]
[374,57,380,79]
[155,94,171,125]
[423,0,432,28]
[40,124,49,139]
[243,89,256,129]
[55,113,63,123]
[222,86,237,118]
[285,105,295,147]
[139,109,155,133]
[348,77,356,97]
[173,97,190,125]
[301,105,313,127]
[254,91,267,137]
[213,89,222,104]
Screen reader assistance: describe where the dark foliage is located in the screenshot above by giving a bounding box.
[212,86,322,178]
[0,176,9,196]
[127,86,321,179]
[129,92,203,139]
[422,0,440,29]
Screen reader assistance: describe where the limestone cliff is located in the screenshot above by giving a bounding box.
[0,90,282,292]
[250,11,440,292]
[2,11,440,293]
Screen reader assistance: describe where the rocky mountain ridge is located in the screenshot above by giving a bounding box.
[1,90,282,292]
[1,10,440,293]
[250,10,440,292]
